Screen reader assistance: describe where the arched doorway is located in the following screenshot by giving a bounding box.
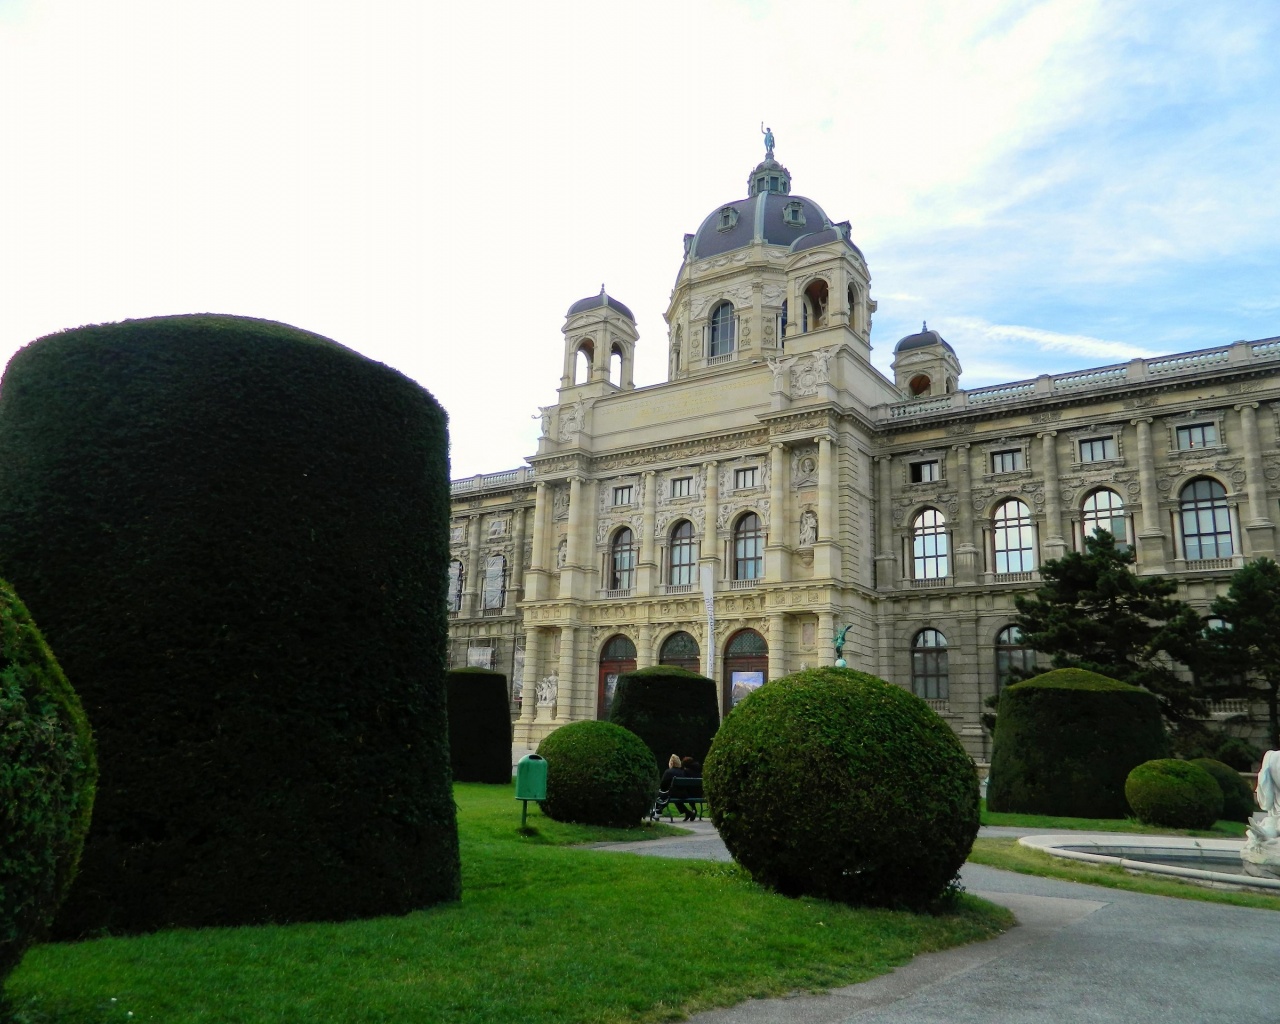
[598,633,636,720]
[659,630,700,673]
[723,628,768,715]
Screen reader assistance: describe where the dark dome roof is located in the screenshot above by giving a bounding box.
[690,191,834,259]
[790,224,862,258]
[566,288,634,322]
[895,325,955,355]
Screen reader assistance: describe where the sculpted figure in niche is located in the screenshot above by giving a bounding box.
[536,673,558,706]
[799,510,817,547]
[813,346,834,384]
[552,488,570,521]
[556,537,568,568]
[559,400,586,442]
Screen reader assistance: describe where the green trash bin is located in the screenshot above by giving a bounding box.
[515,753,547,827]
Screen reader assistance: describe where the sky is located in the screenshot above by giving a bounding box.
[2,1,1278,479]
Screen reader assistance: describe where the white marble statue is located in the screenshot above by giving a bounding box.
[536,673,558,707]
[799,509,817,547]
[1242,748,1280,878]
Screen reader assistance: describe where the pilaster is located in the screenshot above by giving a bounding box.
[952,443,979,584]
[1038,431,1067,561]
[1132,418,1169,572]
[1237,402,1276,558]
[765,442,790,581]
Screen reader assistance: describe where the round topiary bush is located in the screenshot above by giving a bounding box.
[446,668,513,784]
[536,720,657,828]
[1126,759,1223,829]
[1188,758,1253,823]
[987,668,1168,819]
[0,579,97,989]
[609,665,718,774]
[0,314,459,937]
[703,667,979,910]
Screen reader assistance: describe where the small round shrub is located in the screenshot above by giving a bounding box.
[536,721,657,828]
[987,668,1168,818]
[1,579,97,986]
[609,666,718,774]
[446,668,513,784]
[703,667,979,910]
[1125,759,1223,829]
[1189,758,1254,823]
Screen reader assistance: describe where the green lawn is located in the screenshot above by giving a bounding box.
[5,784,1011,1024]
[979,800,1248,838]
[969,838,1280,912]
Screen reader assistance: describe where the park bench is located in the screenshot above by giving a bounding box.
[653,775,706,821]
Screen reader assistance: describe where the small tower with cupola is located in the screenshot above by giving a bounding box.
[559,286,638,396]
[891,323,963,398]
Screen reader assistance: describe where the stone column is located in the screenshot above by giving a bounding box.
[560,475,586,599]
[952,443,978,584]
[507,506,527,611]
[637,470,658,595]
[515,627,542,744]
[1132,418,1168,572]
[637,622,655,670]
[554,625,577,722]
[1237,403,1276,557]
[819,610,836,666]
[814,434,840,578]
[525,482,549,601]
[464,514,482,615]
[702,461,720,580]
[1038,431,1067,561]
[765,442,790,582]
[768,611,787,678]
[874,455,896,590]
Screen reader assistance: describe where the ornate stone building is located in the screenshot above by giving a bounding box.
[449,148,1280,758]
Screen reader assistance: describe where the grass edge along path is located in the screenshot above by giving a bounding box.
[6,784,1011,1024]
[980,800,1248,838]
[969,838,1280,912]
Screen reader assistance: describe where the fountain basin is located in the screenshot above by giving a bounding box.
[1018,833,1280,893]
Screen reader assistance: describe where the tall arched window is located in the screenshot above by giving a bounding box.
[1082,488,1126,543]
[659,630,700,672]
[447,559,464,612]
[709,302,735,357]
[1180,478,1233,560]
[995,625,1035,691]
[481,554,506,610]
[574,340,593,384]
[993,499,1035,573]
[912,508,948,579]
[610,528,637,590]
[669,520,696,586]
[733,512,763,580]
[911,629,949,700]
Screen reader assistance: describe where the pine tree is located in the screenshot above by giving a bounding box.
[1013,531,1206,719]
[1205,557,1280,749]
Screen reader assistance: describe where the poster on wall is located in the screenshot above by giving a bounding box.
[602,672,620,718]
[467,646,494,669]
[730,670,764,706]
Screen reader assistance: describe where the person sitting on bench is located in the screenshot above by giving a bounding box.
[657,754,696,821]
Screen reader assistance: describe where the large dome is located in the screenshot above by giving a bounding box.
[689,189,837,260]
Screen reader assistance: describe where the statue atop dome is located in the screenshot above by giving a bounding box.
[761,122,776,160]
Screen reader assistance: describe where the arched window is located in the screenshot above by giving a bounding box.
[725,628,769,712]
[912,508,948,579]
[481,554,505,610]
[995,625,1035,691]
[669,520,696,586]
[1082,488,1126,543]
[609,346,622,386]
[993,499,1035,573]
[447,559,464,612]
[911,629,949,700]
[1180,478,1233,560]
[804,279,828,329]
[780,299,788,340]
[598,633,637,720]
[610,528,637,590]
[574,340,593,384]
[659,630,700,672]
[709,302,735,357]
[733,512,763,580]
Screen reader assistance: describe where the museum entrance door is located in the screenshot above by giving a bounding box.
[722,628,768,716]
[598,633,636,720]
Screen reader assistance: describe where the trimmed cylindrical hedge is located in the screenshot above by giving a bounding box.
[0,579,97,987]
[1188,758,1253,823]
[987,668,1168,819]
[704,668,979,910]
[609,665,719,773]
[0,314,460,936]
[1125,759,1223,829]
[536,720,657,828]
[446,668,513,784]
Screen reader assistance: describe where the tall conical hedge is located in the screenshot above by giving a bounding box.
[987,668,1168,818]
[446,668,513,783]
[0,579,96,986]
[0,314,459,936]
